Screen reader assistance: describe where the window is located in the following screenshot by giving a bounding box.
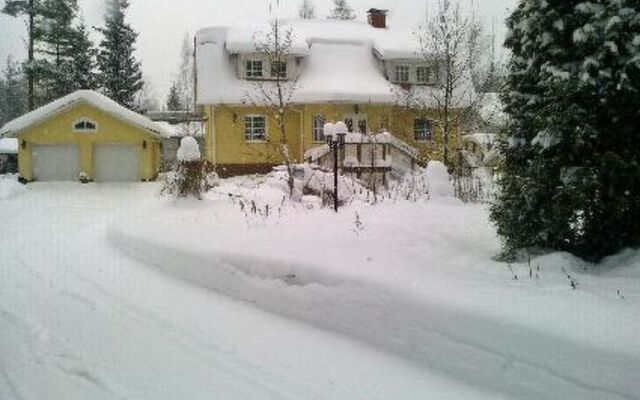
[414,118,432,141]
[313,114,325,142]
[73,118,97,132]
[245,60,263,78]
[416,66,431,84]
[244,115,266,141]
[395,65,410,83]
[270,61,287,79]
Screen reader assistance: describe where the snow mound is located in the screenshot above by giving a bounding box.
[0,176,26,199]
[425,161,455,199]
[176,137,201,162]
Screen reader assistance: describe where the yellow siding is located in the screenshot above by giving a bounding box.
[17,102,161,181]
[207,103,460,167]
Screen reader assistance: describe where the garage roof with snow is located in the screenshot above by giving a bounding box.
[0,90,172,138]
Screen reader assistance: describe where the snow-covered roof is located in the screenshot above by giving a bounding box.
[154,121,204,138]
[304,132,419,162]
[0,90,172,138]
[196,19,431,106]
[0,138,18,154]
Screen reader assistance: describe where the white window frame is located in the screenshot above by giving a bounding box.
[245,59,263,79]
[244,115,267,142]
[270,60,287,79]
[312,114,325,142]
[416,66,431,84]
[394,65,410,83]
[414,118,432,142]
[72,118,98,133]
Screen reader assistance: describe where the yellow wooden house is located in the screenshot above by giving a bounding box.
[0,90,170,182]
[195,11,473,176]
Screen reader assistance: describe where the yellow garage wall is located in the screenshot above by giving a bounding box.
[208,103,459,167]
[17,102,161,181]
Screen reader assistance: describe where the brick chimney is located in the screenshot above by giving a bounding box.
[367,8,388,29]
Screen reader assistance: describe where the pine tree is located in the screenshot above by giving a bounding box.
[166,82,182,111]
[38,0,80,102]
[69,21,97,91]
[96,0,144,109]
[328,0,355,20]
[2,0,47,110]
[0,57,28,126]
[490,0,640,261]
[299,0,315,19]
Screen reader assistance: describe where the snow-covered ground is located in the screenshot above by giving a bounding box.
[1,175,639,399]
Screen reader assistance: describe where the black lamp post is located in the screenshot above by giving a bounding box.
[324,122,348,212]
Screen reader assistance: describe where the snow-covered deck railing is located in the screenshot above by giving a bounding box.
[0,90,173,138]
[304,131,419,163]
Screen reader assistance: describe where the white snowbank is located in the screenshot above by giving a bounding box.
[177,137,201,162]
[0,90,172,138]
[0,175,25,199]
[107,189,640,400]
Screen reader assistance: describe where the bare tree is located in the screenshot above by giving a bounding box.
[409,0,489,167]
[298,0,315,19]
[244,20,300,195]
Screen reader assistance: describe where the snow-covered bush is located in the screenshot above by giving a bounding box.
[390,161,456,202]
[163,137,217,199]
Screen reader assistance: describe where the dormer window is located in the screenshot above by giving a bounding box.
[73,118,97,133]
[245,60,263,78]
[270,61,287,79]
[395,65,410,83]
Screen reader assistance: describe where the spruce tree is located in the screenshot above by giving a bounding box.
[328,0,355,20]
[0,57,28,126]
[299,0,315,19]
[96,0,144,109]
[39,0,80,102]
[166,82,182,111]
[69,21,97,91]
[176,33,194,111]
[2,0,47,110]
[491,0,640,261]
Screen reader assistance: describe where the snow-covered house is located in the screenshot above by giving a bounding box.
[195,10,469,176]
[0,90,170,182]
[304,131,418,188]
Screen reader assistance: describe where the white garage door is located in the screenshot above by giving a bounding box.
[94,145,140,182]
[32,144,79,181]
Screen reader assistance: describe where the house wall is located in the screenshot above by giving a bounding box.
[205,103,460,175]
[17,102,161,181]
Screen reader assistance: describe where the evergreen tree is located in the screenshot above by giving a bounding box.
[0,57,28,126]
[299,0,315,19]
[69,21,98,91]
[176,33,194,111]
[490,0,640,261]
[166,82,182,111]
[96,0,144,109]
[328,0,355,20]
[2,0,47,110]
[39,0,80,102]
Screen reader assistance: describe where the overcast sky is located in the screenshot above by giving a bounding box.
[0,0,517,102]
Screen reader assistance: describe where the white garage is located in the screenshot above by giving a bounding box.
[93,145,141,182]
[32,145,79,182]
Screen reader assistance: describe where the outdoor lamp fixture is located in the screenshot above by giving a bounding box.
[324,122,348,212]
